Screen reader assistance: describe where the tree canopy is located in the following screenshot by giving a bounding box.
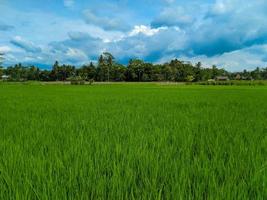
[1,52,267,82]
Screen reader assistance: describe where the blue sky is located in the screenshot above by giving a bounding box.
[1,0,267,71]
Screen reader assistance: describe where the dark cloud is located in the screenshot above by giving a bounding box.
[150,0,267,57]
[48,32,103,62]
[103,27,187,63]
[3,0,267,70]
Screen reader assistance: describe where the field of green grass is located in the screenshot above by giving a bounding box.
[0,84,267,199]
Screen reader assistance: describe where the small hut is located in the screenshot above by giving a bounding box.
[1,75,10,81]
[215,76,229,81]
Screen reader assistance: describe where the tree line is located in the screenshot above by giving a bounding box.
[1,52,267,82]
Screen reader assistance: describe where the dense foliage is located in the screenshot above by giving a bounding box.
[1,84,267,199]
[1,53,267,82]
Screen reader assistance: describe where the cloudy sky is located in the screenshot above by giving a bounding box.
[1,0,267,71]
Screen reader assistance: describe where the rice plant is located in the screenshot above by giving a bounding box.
[0,84,267,199]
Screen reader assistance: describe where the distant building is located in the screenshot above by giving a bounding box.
[235,74,241,80]
[215,76,229,81]
[1,75,10,80]
[208,79,215,82]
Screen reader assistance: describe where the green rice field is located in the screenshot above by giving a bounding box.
[0,83,267,199]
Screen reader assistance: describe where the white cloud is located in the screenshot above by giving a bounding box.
[212,1,228,14]
[10,36,41,53]
[180,44,267,71]
[0,46,12,53]
[129,25,167,37]
[2,0,267,70]
[66,48,88,62]
[83,9,130,31]
[151,6,195,28]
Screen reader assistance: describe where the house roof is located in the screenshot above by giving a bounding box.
[216,76,229,79]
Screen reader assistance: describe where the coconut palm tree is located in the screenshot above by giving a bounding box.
[103,52,114,82]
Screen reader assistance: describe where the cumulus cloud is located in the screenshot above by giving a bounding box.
[0,46,12,53]
[129,25,167,37]
[68,31,96,41]
[46,32,104,64]
[45,27,184,64]
[150,0,267,58]
[10,36,41,53]
[83,9,130,31]
[181,44,267,71]
[192,0,267,56]
[105,27,187,63]
[151,6,194,28]
[2,0,267,70]
[65,48,88,62]
[211,1,228,15]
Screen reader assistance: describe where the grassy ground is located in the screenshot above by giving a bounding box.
[0,84,267,199]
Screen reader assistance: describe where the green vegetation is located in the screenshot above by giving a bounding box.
[2,53,267,82]
[0,53,4,78]
[1,84,267,199]
[192,80,267,86]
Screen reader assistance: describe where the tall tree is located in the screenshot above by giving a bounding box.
[97,55,105,81]
[0,66,3,78]
[194,62,202,81]
[103,52,114,82]
[127,59,144,81]
[97,52,115,82]
[251,67,261,80]
[78,62,96,80]
[0,53,4,66]
[52,61,60,81]
[0,53,3,78]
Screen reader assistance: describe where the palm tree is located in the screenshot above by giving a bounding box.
[103,52,114,82]
[97,52,115,82]
[98,55,105,81]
